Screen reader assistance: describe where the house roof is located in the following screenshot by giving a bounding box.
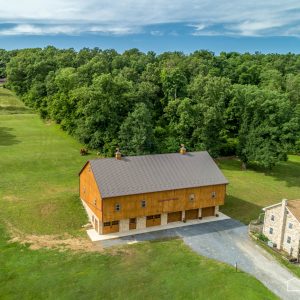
[263,199,300,223]
[262,203,282,211]
[287,200,300,223]
[87,151,228,199]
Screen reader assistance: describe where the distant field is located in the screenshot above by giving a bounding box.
[0,86,32,114]
[0,87,94,236]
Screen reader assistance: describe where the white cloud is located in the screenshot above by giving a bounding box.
[150,30,164,36]
[0,24,80,36]
[0,0,300,37]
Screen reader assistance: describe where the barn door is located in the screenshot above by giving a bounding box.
[167,211,182,223]
[146,215,161,227]
[202,206,215,217]
[185,209,199,220]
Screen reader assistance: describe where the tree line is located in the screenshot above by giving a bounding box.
[1,46,300,168]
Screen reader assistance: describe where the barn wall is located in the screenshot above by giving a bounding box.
[102,184,226,222]
[79,162,103,221]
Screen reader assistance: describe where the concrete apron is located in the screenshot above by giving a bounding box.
[87,212,230,242]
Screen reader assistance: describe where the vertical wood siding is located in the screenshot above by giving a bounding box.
[79,162,103,221]
[102,184,226,222]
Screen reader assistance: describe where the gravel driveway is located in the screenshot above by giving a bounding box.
[100,219,300,299]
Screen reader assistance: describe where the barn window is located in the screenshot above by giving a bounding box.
[289,223,293,229]
[211,192,216,199]
[104,222,111,226]
[189,194,195,201]
[112,221,119,225]
[141,200,146,208]
[287,236,291,244]
[269,227,273,234]
[93,199,97,206]
[115,203,121,211]
[271,215,275,221]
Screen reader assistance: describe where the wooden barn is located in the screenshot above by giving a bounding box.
[79,147,228,235]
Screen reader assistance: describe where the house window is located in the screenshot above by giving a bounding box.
[115,203,121,212]
[211,192,216,199]
[289,223,293,229]
[104,222,111,227]
[269,227,273,234]
[271,215,275,221]
[189,194,195,201]
[112,220,119,225]
[287,236,291,244]
[141,200,146,208]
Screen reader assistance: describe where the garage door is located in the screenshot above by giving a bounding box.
[168,211,182,223]
[102,221,119,234]
[146,214,161,227]
[202,206,215,217]
[185,209,199,220]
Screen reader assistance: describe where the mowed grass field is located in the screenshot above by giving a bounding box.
[0,225,277,300]
[0,86,295,299]
[219,156,300,223]
[0,87,92,236]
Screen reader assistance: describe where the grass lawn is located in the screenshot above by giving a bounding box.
[0,87,32,114]
[0,224,277,300]
[219,157,300,224]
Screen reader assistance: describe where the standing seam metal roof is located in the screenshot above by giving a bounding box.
[89,151,229,199]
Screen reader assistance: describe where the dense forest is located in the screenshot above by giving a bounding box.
[1,47,300,168]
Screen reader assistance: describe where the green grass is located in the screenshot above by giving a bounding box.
[0,87,32,114]
[0,225,277,300]
[0,113,96,236]
[0,87,97,236]
[219,157,300,224]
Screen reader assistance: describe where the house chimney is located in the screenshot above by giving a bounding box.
[180,144,186,155]
[115,148,122,160]
[282,198,288,208]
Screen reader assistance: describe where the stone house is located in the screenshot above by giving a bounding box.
[263,199,300,258]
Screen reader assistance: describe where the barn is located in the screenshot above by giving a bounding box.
[79,147,228,235]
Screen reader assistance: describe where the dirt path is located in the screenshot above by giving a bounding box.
[6,222,102,252]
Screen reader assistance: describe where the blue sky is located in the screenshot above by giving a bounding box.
[1,0,300,53]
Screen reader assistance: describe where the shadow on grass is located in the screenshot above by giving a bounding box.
[0,127,20,146]
[221,195,263,224]
[0,106,32,115]
[219,156,300,188]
